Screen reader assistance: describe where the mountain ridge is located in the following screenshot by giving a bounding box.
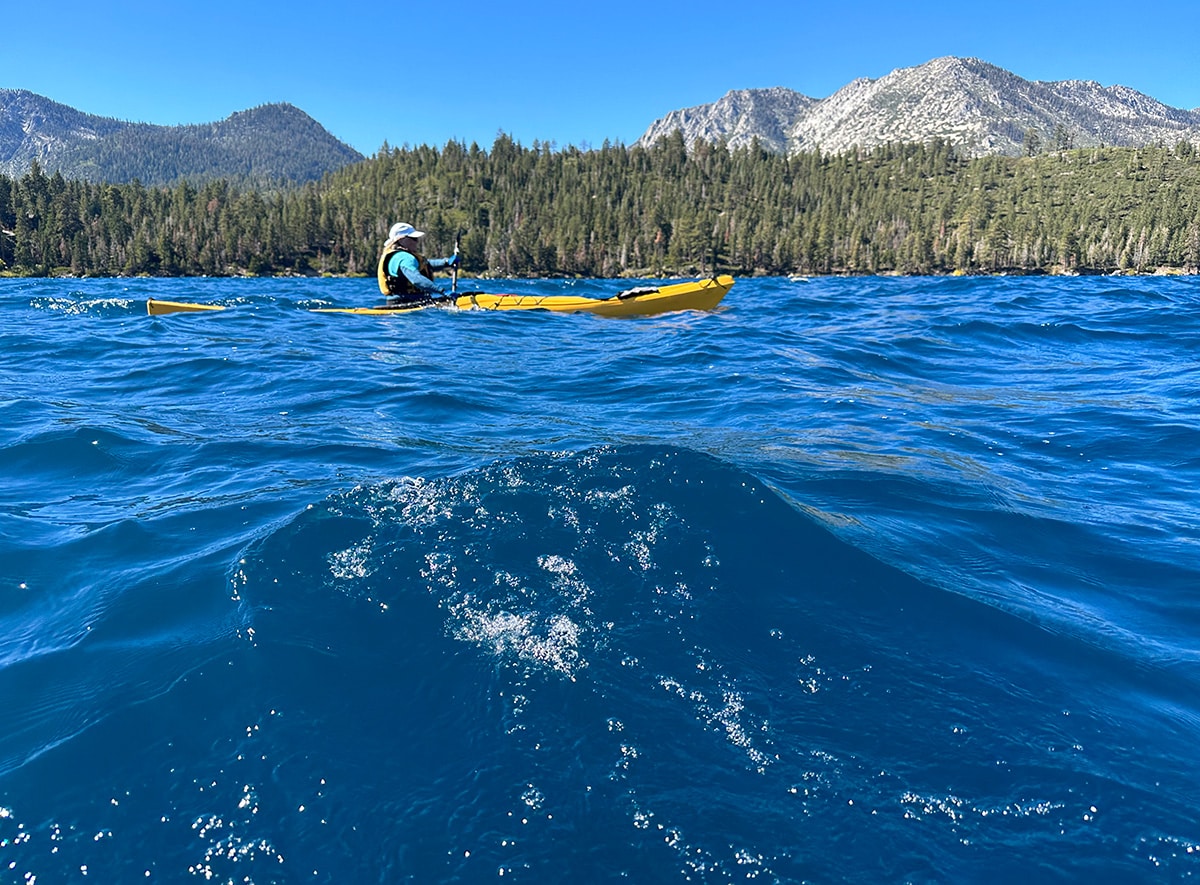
[637,57,1200,156]
[7,58,1200,189]
[0,89,364,185]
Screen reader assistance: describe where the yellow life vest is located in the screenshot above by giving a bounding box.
[377,243,436,297]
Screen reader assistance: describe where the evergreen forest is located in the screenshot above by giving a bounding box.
[3,133,1200,279]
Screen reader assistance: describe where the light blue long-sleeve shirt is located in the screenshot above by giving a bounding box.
[386,251,455,294]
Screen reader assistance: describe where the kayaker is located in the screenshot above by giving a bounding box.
[377,222,459,305]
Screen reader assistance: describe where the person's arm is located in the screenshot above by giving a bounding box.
[426,255,459,271]
[390,252,442,294]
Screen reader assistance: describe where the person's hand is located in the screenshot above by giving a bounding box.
[446,253,461,268]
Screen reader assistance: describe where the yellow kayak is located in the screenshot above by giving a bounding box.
[147,275,733,318]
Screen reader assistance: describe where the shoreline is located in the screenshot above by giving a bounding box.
[3,267,1196,281]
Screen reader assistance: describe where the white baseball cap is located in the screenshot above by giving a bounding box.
[388,222,425,240]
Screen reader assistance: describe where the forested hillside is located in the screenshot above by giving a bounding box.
[3,133,1200,278]
[0,91,363,185]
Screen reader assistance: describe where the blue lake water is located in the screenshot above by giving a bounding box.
[1,274,1198,882]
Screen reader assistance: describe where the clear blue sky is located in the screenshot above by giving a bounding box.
[5,0,1197,157]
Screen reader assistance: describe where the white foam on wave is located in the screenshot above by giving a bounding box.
[28,297,134,315]
[327,540,375,581]
[188,810,284,878]
[657,673,775,773]
[383,476,456,527]
[451,603,585,680]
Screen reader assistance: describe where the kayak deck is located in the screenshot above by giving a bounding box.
[453,275,733,317]
[146,275,734,318]
[310,301,433,316]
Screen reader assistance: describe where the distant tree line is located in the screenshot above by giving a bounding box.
[3,134,1200,278]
